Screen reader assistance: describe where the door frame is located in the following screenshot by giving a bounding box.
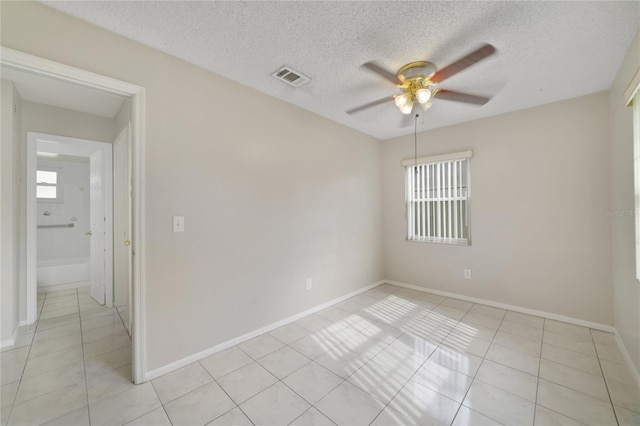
[1,47,147,384]
[27,133,114,308]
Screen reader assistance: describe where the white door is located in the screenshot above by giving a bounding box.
[89,149,106,305]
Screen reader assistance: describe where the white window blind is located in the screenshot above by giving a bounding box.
[404,151,472,245]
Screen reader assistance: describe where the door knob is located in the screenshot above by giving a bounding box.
[85,231,92,236]
[124,240,131,246]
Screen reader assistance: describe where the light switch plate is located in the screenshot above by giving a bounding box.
[173,216,185,232]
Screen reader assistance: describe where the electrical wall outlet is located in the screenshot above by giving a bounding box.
[464,269,472,279]
[306,278,312,290]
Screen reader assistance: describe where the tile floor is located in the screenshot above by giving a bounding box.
[1,284,639,425]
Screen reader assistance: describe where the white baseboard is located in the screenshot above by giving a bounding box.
[144,280,385,382]
[613,330,640,389]
[385,280,615,332]
[37,281,90,293]
[0,326,19,349]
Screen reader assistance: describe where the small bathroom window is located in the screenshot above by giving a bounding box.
[36,169,62,202]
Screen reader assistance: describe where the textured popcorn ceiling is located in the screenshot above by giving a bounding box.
[43,1,639,140]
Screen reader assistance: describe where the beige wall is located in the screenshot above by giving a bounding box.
[610,29,640,374]
[21,101,116,143]
[382,93,613,325]
[1,2,383,370]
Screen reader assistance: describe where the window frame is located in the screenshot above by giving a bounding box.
[36,167,63,203]
[403,150,472,245]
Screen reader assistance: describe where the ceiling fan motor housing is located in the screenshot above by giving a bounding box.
[397,61,436,83]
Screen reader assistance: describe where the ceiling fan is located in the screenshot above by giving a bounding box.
[346,44,497,126]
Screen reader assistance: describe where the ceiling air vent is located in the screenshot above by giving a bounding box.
[272,66,310,88]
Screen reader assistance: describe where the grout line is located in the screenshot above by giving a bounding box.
[447,306,507,426]
[75,288,93,425]
[532,317,545,425]
[590,328,621,426]
[4,291,49,425]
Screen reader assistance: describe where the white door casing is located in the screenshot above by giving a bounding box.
[3,46,147,384]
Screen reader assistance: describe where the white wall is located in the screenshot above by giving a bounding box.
[1,2,384,371]
[1,79,22,345]
[610,29,640,374]
[382,93,613,325]
[36,157,90,263]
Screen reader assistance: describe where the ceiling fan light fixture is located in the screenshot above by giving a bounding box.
[420,101,433,111]
[394,93,411,109]
[399,100,414,114]
[415,87,432,105]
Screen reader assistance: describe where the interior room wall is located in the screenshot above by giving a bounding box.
[36,157,90,263]
[1,2,384,371]
[382,92,613,326]
[21,101,115,143]
[610,29,640,375]
[1,79,22,346]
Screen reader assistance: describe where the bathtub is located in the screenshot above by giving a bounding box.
[37,257,90,291]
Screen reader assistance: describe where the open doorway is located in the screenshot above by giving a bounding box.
[1,47,146,383]
[27,133,116,311]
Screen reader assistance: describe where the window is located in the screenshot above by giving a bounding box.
[403,150,472,245]
[36,169,61,201]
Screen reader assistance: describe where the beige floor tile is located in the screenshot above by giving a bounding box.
[388,379,460,425]
[485,343,540,376]
[412,360,473,402]
[463,381,535,426]
[283,361,343,404]
[42,406,90,426]
[199,347,253,379]
[606,378,640,413]
[537,379,617,425]
[208,407,253,426]
[14,363,85,405]
[541,343,601,376]
[452,405,502,426]
[316,381,385,426]
[151,362,212,404]
[534,405,584,425]
[241,382,310,425]
[89,382,161,426]
[217,362,277,404]
[257,346,310,379]
[476,359,538,402]
[164,381,235,426]
[539,359,608,401]
[124,407,172,425]
[7,383,86,426]
[86,364,134,404]
[290,407,335,426]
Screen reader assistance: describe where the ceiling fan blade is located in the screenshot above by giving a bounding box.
[434,89,490,105]
[346,96,394,114]
[431,44,496,83]
[362,62,401,85]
